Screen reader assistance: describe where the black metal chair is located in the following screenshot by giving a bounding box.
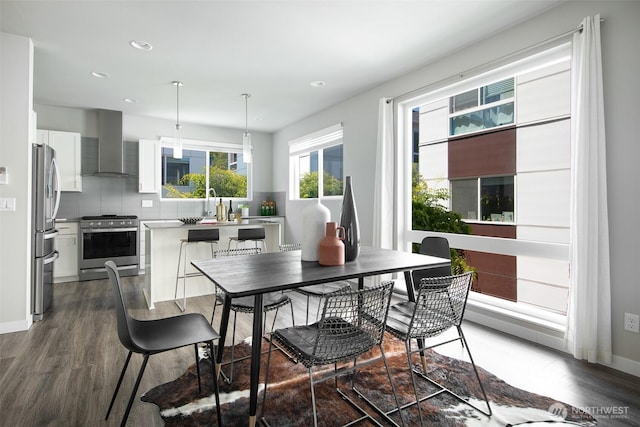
[385,272,491,425]
[261,282,404,427]
[210,247,295,384]
[104,260,222,427]
[412,236,452,285]
[174,228,220,311]
[279,242,352,323]
[227,227,266,251]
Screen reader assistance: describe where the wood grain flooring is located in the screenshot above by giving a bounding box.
[1,275,638,426]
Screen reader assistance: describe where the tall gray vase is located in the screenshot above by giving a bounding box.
[339,176,360,262]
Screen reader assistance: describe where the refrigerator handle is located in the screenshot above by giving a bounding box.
[44,251,59,265]
[51,157,61,220]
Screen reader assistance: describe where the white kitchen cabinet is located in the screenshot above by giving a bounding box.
[54,222,79,282]
[37,129,82,192]
[139,139,161,193]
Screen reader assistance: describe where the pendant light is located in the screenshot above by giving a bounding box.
[242,93,252,163]
[173,81,183,159]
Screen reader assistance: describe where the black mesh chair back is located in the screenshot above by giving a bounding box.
[104,261,222,427]
[262,282,404,427]
[412,236,452,286]
[279,242,351,324]
[210,247,295,384]
[385,271,491,423]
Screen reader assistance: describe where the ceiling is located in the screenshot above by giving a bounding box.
[1,0,564,133]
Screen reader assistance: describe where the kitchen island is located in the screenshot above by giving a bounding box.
[142,220,281,309]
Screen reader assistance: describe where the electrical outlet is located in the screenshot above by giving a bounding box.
[624,313,640,333]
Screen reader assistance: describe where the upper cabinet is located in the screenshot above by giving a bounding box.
[37,129,82,192]
[138,139,160,193]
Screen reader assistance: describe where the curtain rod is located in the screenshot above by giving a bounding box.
[387,17,604,104]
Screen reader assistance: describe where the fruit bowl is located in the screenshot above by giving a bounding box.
[178,217,202,225]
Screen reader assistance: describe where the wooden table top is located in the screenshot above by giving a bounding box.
[191,246,450,298]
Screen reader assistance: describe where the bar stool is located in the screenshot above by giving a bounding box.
[227,227,266,251]
[174,228,220,311]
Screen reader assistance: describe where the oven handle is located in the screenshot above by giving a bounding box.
[82,227,138,233]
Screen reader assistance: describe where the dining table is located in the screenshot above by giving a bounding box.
[191,246,450,427]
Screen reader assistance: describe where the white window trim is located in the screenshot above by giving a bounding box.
[288,123,344,200]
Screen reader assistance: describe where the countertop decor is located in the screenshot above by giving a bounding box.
[178,217,202,225]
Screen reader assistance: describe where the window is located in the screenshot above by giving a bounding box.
[289,124,344,199]
[451,177,515,222]
[402,43,571,319]
[161,141,249,199]
[449,78,515,136]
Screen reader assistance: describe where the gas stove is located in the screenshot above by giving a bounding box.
[80,214,139,229]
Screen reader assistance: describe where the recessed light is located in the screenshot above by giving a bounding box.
[91,71,110,78]
[129,40,153,51]
[123,98,137,103]
[310,80,326,87]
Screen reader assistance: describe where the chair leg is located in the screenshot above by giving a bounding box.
[308,368,319,427]
[105,351,132,420]
[195,343,202,394]
[406,341,424,426]
[120,354,150,427]
[459,328,492,416]
[209,340,223,427]
[174,243,186,311]
[260,339,276,420]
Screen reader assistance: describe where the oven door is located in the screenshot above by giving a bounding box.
[80,227,138,278]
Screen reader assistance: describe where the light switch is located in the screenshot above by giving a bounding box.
[142,200,153,208]
[0,198,16,211]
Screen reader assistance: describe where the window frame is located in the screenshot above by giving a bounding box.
[159,137,252,201]
[396,42,572,329]
[288,123,344,200]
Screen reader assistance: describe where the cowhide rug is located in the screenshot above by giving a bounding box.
[142,334,597,426]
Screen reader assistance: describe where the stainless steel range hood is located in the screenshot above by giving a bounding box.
[96,109,128,176]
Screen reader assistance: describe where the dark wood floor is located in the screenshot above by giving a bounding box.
[1,275,638,426]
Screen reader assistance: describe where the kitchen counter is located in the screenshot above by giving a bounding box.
[142,220,281,308]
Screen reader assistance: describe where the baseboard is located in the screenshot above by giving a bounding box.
[0,319,30,335]
[609,354,640,378]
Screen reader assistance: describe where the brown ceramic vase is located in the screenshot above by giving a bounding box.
[318,222,345,266]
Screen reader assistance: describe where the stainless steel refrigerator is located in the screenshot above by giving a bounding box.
[31,143,61,321]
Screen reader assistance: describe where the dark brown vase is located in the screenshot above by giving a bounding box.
[339,176,360,262]
[318,222,345,266]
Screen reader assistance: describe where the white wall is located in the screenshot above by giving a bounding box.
[0,32,34,333]
[272,1,640,372]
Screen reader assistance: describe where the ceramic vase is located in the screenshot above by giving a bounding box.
[301,199,330,261]
[318,222,345,266]
[339,176,360,262]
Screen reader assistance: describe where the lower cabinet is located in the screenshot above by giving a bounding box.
[54,222,79,282]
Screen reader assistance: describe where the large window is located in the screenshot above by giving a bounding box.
[402,43,572,320]
[289,124,344,199]
[161,143,249,199]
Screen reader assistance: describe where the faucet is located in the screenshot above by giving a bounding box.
[205,187,217,217]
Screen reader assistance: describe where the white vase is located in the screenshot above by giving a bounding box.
[301,199,330,261]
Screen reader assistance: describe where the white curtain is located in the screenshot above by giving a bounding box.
[373,98,395,250]
[566,14,612,364]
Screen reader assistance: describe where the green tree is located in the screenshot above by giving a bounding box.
[163,166,247,198]
[411,167,476,279]
[299,171,343,198]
